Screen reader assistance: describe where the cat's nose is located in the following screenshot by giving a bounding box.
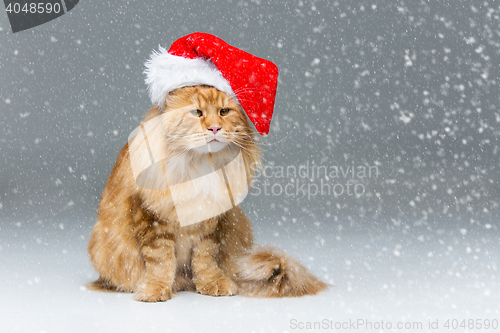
[209,126,221,134]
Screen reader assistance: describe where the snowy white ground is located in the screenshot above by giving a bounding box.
[1,215,499,333]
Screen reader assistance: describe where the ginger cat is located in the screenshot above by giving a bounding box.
[88,85,327,302]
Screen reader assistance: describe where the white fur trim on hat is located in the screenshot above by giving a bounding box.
[144,47,236,109]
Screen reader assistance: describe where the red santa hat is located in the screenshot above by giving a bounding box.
[144,32,279,136]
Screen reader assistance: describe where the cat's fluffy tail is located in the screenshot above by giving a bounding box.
[235,246,328,297]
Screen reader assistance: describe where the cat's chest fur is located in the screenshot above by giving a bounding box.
[136,150,247,228]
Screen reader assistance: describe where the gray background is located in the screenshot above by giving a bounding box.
[2,3,499,331]
[1,0,499,228]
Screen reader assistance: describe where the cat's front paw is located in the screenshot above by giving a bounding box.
[135,283,173,302]
[196,275,238,297]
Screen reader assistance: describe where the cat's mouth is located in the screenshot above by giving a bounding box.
[194,138,227,153]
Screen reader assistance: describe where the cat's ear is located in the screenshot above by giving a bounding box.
[164,87,185,105]
[162,90,177,110]
[167,86,185,96]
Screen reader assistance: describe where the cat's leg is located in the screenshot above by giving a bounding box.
[135,230,177,302]
[88,215,145,293]
[216,206,254,278]
[192,236,238,296]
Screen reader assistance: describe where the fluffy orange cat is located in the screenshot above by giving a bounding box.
[88,85,327,302]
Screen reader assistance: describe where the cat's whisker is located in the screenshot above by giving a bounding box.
[221,132,256,142]
[228,141,255,154]
[220,137,256,149]
[229,136,258,145]
[163,131,206,140]
[231,136,269,153]
[259,134,293,147]
[239,142,268,155]
[231,133,255,139]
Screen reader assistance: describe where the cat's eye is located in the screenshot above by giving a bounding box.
[220,108,230,116]
[191,109,203,117]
